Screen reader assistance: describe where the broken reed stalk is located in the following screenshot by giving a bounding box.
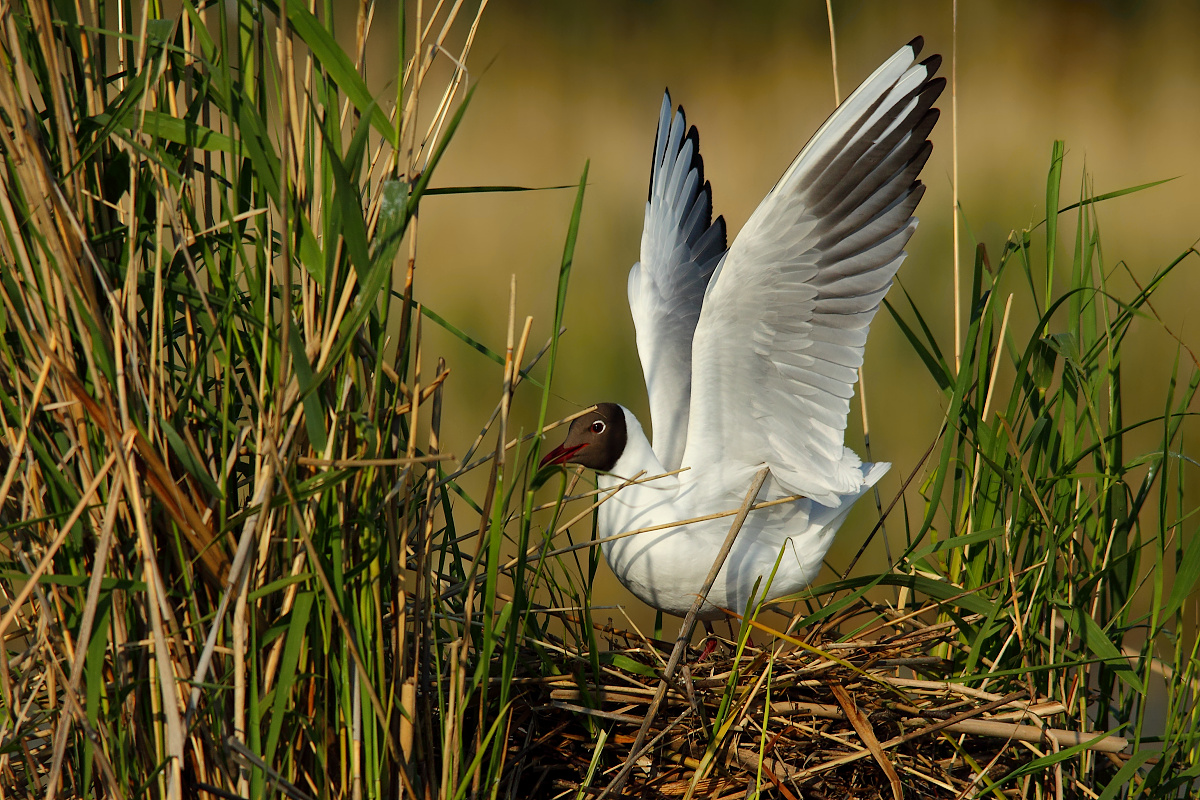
[599,466,771,800]
[830,683,903,800]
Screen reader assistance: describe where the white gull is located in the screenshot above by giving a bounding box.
[542,38,943,619]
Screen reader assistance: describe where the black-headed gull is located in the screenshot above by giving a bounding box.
[542,38,943,619]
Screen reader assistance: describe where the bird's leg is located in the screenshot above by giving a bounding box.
[697,619,719,661]
[727,616,754,648]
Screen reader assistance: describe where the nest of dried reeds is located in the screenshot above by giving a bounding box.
[491,601,1130,799]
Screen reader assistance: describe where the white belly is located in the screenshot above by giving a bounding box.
[597,467,851,619]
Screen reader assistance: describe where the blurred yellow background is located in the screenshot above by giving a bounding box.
[370,2,1200,625]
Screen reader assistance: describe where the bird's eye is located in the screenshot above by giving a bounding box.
[590,420,606,434]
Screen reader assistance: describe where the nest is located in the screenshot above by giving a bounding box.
[499,602,1129,799]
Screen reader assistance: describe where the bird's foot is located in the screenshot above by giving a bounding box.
[696,619,723,661]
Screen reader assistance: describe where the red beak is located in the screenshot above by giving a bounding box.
[539,442,585,469]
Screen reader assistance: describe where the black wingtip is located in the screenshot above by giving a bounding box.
[907,35,924,57]
[921,53,943,77]
[698,178,714,229]
[925,76,947,103]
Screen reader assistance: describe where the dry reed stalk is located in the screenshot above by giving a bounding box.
[600,467,771,799]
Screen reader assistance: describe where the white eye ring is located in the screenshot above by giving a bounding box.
[590,420,606,434]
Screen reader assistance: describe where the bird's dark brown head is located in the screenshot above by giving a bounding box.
[539,403,628,473]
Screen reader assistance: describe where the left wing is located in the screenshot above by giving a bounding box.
[682,38,943,505]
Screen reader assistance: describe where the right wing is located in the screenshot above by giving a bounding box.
[628,92,728,471]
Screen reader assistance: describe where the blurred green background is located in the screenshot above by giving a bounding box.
[373,1,1200,623]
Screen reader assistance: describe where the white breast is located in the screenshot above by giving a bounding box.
[595,407,885,618]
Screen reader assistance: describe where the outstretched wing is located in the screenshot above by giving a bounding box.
[683,38,943,505]
[628,92,728,471]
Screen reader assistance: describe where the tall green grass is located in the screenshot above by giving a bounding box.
[864,148,1200,793]
[0,1,1198,798]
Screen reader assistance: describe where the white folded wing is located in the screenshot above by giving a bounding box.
[628,93,728,471]
[683,37,944,505]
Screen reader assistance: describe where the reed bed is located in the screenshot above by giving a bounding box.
[1,1,1199,798]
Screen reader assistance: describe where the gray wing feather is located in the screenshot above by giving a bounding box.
[628,92,727,471]
[685,38,943,505]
